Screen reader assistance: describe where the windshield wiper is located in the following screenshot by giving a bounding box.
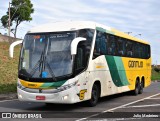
[38,51,57,81]
[45,59,57,81]
[29,38,57,81]
[29,52,43,78]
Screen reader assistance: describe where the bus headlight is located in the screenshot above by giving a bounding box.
[56,81,78,92]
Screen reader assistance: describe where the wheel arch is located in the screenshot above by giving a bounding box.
[94,80,101,97]
[89,80,101,99]
[136,76,140,84]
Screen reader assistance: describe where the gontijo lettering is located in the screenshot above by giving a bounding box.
[128,60,143,68]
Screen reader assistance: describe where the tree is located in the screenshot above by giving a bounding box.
[1,0,34,38]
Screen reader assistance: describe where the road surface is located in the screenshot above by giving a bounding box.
[0,81,159,121]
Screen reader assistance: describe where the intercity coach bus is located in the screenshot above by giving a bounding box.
[10,21,151,106]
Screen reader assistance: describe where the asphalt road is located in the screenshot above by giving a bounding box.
[0,81,160,121]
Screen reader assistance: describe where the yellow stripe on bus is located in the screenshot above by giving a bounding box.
[20,80,44,89]
[96,65,106,69]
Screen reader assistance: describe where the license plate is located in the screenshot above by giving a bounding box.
[36,96,45,100]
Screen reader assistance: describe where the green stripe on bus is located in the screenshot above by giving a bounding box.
[40,80,67,88]
[114,57,130,86]
[96,27,115,35]
[105,55,129,87]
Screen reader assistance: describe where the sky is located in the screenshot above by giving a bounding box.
[0,0,160,64]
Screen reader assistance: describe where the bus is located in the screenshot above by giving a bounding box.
[10,21,151,106]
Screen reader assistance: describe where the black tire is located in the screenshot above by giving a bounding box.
[139,81,144,94]
[87,84,100,107]
[132,80,140,96]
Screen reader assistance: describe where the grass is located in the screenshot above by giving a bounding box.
[0,42,20,94]
[151,68,160,81]
[0,83,17,94]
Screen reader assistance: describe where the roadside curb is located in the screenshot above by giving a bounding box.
[0,93,17,101]
[152,80,160,82]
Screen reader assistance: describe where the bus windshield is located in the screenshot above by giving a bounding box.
[19,32,76,80]
[19,29,94,81]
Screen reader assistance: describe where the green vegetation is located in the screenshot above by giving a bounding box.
[0,42,20,93]
[0,84,17,94]
[151,68,160,81]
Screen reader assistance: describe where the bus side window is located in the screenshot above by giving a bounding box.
[93,31,107,59]
[75,42,86,73]
[125,41,133,57]
[108,35,116,55]
[99,32,107,55]
[133,43,138,58]
[117,38,124,56]
[146,45,151,59]
[75,29,94,74]
[141,45,145,59]
[76,48,84,69]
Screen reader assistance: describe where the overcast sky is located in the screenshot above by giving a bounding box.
[0,0,160,64]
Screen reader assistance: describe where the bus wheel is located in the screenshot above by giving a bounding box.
[88,84,99,107]
[139,81,144,94]
[133,80,140,96]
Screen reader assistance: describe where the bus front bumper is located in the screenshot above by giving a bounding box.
[17,87,80,104]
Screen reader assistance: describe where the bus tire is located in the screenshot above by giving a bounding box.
[139,81,144,94]
[132,80,140,96]
[87,84,100,107]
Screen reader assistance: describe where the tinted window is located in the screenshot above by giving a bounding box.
[93,31,107,58]
[117,38,125,56]
[75,29,94,74]
[93,30,150,59]
[126,41,134,57]
[108,35,117,55]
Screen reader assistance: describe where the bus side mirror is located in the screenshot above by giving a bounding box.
[9,40,23,58]
[71,37,86,55]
